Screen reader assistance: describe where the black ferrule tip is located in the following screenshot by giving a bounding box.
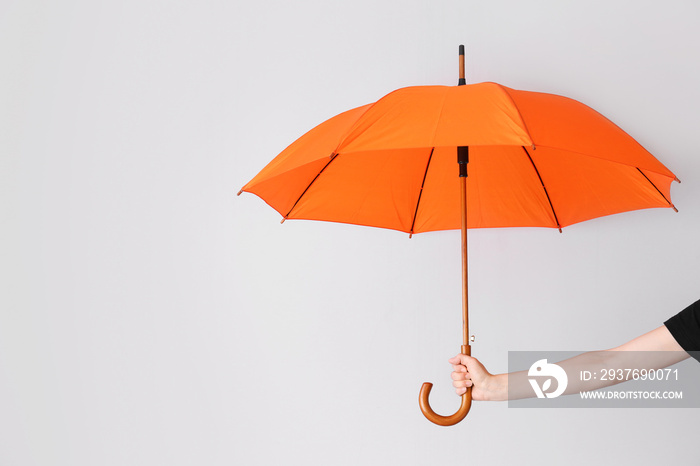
[459,44,465,56]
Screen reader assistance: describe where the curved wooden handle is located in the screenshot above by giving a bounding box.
[419,382,472,426]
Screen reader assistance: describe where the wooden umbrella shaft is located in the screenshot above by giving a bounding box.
[459,147,470,355]
[460,178,470,355]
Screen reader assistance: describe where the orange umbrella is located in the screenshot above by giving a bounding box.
[238,46,678,426]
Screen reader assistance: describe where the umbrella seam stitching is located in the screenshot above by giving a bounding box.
[332,89,412,153]
[430,89,449,146]
[495,84,535,145]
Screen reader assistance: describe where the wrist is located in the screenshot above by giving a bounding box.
[484,373,508,401]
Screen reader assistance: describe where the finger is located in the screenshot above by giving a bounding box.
[455,387,467,396]
[453,377,474,387]
[451,371,466,381]
[451,364,467,373]
[449,354,469,364]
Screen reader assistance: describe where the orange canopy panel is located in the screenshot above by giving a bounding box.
[241,83,677,234]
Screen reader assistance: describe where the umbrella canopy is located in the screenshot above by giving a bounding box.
[238,47,678,426]
[240,82,678,235]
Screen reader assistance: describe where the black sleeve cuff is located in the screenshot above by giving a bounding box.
[664,299,700,362]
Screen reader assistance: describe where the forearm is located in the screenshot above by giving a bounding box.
[486,326,689,401]
[504,350,681,400]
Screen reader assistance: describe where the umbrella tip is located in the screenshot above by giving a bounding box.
[280,218,286,224]
[558,227,563,233]
[237,189,243,196]
[675,177,682,184]
[672,205,679,213]
[409,233,413,239]
[459,44,464,55]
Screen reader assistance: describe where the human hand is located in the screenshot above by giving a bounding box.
[448,354,504,401]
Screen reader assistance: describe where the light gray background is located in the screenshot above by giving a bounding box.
[2,0,699,464]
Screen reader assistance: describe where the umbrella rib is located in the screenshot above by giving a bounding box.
[409,148,435,238]
[283,153,339,219]
[522,147,562,232]
[636,168,678,212]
